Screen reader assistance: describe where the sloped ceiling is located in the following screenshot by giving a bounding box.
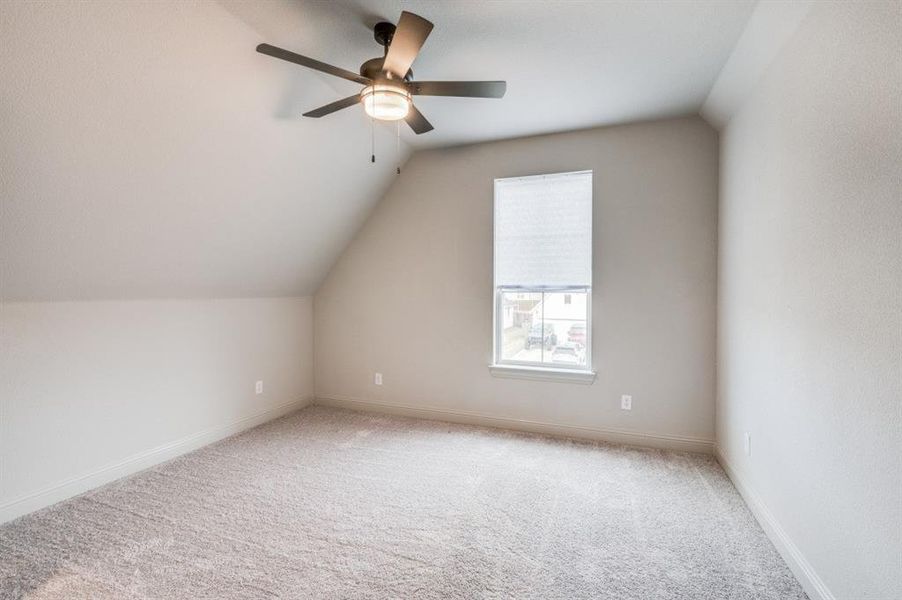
[702,1,814,127]
[0,0,755,301]
[0,0,410,301]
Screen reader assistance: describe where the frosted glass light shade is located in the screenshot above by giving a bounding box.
[361,84,411,121]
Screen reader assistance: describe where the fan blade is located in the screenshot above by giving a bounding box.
[409,81,507,98]
[405,104,434,135]
[382,12,434,79]
[303,94,361,118]
[256,43,371,85]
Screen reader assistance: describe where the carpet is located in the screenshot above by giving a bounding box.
[0,406,806,599]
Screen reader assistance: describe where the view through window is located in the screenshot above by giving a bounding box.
[494,171,592,370]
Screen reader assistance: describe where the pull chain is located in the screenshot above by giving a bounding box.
[370,115,375,163]
[396,121,401,175]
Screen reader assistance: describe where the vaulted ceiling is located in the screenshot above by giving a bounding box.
[223,0,757,148]
[1,0,756,301]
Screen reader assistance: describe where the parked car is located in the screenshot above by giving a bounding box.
[568,323,586,347]
[525,322,556,350]
[551,342,584,365]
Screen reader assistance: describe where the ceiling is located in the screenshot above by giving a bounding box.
[1,0,757,301]
[0,0,410,300]
[222,0,757,148]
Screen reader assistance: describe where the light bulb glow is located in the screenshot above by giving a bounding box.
[361,84,411,121]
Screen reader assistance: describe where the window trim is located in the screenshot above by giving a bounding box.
[488,363,596,384]
[490,169,594,379]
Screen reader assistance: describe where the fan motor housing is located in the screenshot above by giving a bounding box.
[363,21,413,81]
[373,21,396,47]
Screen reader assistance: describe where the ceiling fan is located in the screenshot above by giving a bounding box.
[256,11,506,135]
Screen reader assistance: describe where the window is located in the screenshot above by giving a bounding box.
[493,171,592,374]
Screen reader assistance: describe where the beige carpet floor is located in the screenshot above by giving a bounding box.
[0,406,806,599]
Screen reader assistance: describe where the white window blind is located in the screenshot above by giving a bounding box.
[494,171,592,288]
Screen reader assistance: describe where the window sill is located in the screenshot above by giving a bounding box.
[488,364,596,384]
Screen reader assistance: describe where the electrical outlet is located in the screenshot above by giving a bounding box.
[744,432,752,456]
[255,380,263,395]
[621,394,632,410]
[374,372,383,386]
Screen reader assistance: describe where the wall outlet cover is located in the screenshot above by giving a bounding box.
[255,380,263,395]
[621,394,632,410]
[374,373,383,386]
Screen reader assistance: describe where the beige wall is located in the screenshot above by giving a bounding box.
[716,2,901,599]
[0,297,314,523]
[315,117,718,450]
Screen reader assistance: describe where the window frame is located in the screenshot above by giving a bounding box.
[491,170,593,376]
[493,286,592,371]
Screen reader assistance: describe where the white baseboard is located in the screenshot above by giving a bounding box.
[315,395,714,454]
[0,396,313,526]
[714,445,834,600]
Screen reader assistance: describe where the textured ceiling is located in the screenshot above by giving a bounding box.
[702,1,814,127]
[0,0,755,301]
[222,0,757,148]
[0,0,410,300]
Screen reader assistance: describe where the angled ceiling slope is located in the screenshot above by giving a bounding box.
[0,0,410,301]
[702,1,815,127]
[1,0,755,301]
